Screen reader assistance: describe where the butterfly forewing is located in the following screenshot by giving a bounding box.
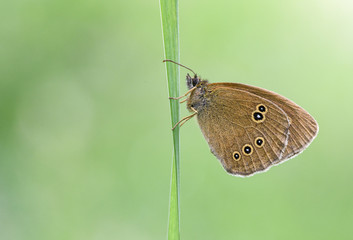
[211,83,319,161]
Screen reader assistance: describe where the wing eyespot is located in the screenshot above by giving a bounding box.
[256,104,267,113]
[232,151,241,161]
[252,111,265,123]
[254,137,265,148]
[242,144,253,156]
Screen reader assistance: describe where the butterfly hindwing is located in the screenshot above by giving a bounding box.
[196,85,291,176]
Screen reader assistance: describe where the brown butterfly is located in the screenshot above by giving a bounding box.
[164,60,319,177]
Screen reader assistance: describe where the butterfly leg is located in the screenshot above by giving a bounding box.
[172,107,198,130]
[168,87,196,100]
[179,98,188,104]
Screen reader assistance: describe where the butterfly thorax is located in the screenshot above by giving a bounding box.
[187,80,211,113]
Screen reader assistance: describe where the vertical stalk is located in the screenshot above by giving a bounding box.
[159,0,180,239]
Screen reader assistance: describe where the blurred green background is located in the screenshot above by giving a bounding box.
[1,0,352,239]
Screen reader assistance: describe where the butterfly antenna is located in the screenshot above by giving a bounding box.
[163,59,197,76]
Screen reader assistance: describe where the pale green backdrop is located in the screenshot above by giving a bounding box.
[0,0,352,239]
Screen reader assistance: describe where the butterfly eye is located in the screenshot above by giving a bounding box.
[232,151,241,161]
[252,111,265,123]
[256,104,267,113]
[192,78,199,87]
[255,137,265,148]
[242,144,253,156]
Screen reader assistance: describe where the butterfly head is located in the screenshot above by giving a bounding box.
[186,73,208,90]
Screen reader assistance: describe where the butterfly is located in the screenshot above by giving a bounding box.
[164,60,319,177]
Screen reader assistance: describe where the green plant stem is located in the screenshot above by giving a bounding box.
[160,0,180,239]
